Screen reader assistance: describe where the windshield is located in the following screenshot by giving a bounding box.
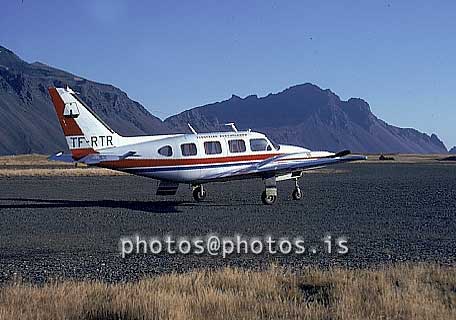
[268,137,281,151]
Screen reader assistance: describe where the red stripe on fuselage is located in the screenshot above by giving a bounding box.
[99,153,283,169]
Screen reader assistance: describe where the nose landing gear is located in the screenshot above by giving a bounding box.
[291,179,302,200]
[192,185,207,202]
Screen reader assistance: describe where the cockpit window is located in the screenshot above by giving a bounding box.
[269,138,281,151]
[250,138,270,152]
[181,143,197,156]
[158,145,173,157]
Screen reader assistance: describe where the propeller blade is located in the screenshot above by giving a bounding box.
[334,150,351,158]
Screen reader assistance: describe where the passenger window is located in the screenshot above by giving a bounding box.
[158,145,173,157]
[228,139,246,153]
[181,143,197,156]
[250,138,270,152]
[204,141,222,155]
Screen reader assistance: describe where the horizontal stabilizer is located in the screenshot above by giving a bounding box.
[48,152,75,163]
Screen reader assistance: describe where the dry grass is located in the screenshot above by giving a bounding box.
[0,154,62,167]
[0,154,124,176]
[364,154,454,164]
[0,264,454,320]
[0,168,125,177]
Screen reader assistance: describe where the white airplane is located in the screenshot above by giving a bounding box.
[48,87,366,205]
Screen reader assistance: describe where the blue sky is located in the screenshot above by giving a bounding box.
[1,0,455,148]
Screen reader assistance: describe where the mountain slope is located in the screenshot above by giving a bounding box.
[450,147,456,154]
[165,84,447,154]
[0,45,448,155]
[0,46,170,155]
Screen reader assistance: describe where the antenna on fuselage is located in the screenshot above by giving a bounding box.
[188,123,197,134]
[225,122,238,132]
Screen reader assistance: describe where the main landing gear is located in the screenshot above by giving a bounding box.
[261,189,277,205]
[260,177,303,205]
[261,177,278,205]
[192,185,207,202]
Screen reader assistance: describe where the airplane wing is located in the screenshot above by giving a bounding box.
[203,150,366,181]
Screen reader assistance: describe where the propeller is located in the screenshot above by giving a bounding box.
[333,150,351,158]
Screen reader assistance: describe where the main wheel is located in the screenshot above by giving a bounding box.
[193,186,207,202]
[292,188,302,200]
[261,190,277,205]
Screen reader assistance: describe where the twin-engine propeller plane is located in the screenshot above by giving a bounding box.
[48,87,366,205]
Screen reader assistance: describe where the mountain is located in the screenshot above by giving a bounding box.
[0,45,170,155]
[450,147,456,154]
[165,84,447,154]
[0,45,448,155]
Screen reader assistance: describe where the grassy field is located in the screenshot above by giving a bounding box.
[0,264,454,320]
[364,153,453,163]
[0,154,122,176]
[0,167,124,177]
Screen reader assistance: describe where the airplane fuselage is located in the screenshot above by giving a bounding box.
[95,131,330,183]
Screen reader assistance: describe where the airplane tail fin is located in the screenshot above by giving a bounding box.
[48,87,120,159]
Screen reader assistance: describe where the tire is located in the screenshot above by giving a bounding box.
[292,188,302,200]
[193,186,206,202]
[261,190,277,205]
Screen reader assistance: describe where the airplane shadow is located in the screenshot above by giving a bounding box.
[0,198,189,214]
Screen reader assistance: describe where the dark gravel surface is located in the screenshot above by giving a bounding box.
[0,163,455,283]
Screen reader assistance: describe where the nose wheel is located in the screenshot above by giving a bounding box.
[292,179,302,200]
[192,185,207,202]
[292,188,302,200]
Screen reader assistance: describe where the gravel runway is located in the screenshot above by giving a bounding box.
[0,163,455,283]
